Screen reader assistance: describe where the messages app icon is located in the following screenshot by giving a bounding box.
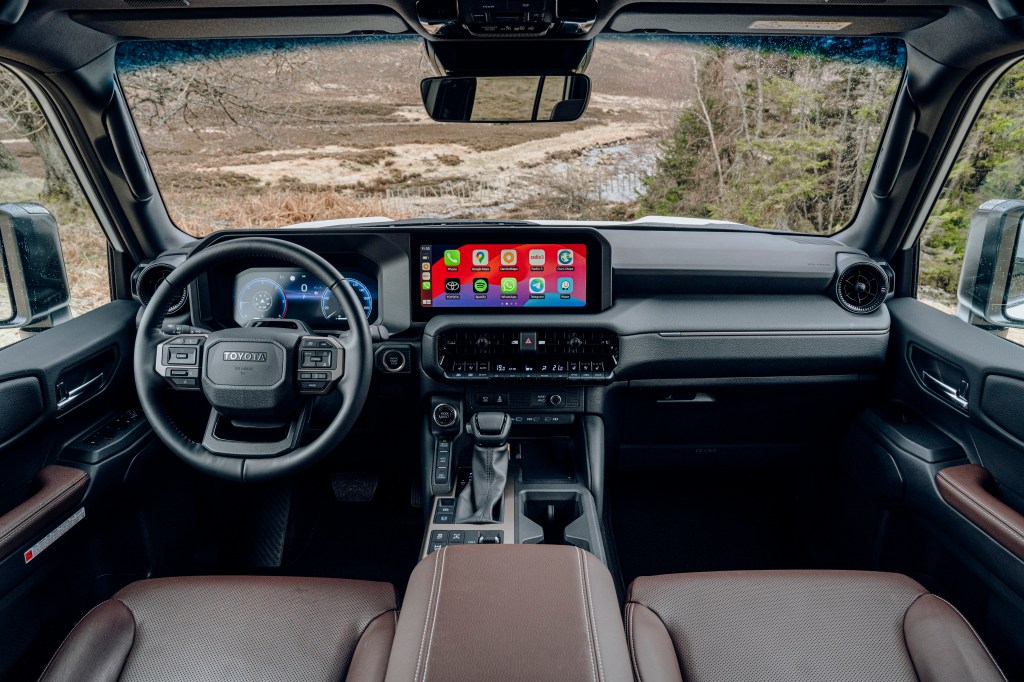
[443,250,461,266]
[500,278,517,294]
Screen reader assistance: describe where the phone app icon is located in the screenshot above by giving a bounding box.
[529,249,546,266]
[558,277,574,293]
[473,278,489,293]
[422,281,431,290]
[501,249,518,266]
[472,249,489,266]
[443,250,461,266]
[445,278,461,293]
[500,278,518,294]
[557,249,574,266]
[529,278,545,294]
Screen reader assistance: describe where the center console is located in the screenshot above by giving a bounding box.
[412,228,615,562]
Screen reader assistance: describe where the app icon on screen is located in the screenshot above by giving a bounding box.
[473,278,488,293]
[500,278,518,294]
[444,250,461,266]
[422,281,431,290]
[445,278,461,293]
[529,278,545,294]
[529,249,546,266]
[557,249,574,266]
[421,262,430,271]
[472,249,489,266]
[558,277,574,293]
[501,249,518,266]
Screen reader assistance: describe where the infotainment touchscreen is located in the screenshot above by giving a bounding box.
[418,243,587,309]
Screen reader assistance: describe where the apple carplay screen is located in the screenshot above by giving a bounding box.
[417,242,591,312]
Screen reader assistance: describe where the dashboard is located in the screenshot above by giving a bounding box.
[140,224,892,384]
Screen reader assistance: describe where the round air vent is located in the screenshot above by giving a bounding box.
[835,261,889,314]
[137,263,188,315]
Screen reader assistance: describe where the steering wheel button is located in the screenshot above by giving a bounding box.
[300,381,328,391]
[165,347,199,365]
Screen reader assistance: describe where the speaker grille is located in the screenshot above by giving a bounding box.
[123,0,189,7]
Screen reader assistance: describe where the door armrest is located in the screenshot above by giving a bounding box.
[0,465,88,560]
[937,464,1024,561]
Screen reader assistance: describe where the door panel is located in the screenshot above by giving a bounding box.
[849,296,1024,676]
[0,299,151,680]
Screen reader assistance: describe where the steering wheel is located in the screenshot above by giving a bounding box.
[133,237,372,482]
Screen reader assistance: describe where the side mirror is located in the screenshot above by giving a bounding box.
[957,199,1024,329]
[421,75,591,123]
[0,203,72,331]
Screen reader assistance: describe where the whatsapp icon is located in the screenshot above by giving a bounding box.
[500,277,517,294]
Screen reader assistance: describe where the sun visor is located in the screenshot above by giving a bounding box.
[607,6,945,36]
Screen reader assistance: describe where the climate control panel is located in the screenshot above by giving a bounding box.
[436,328,618,381]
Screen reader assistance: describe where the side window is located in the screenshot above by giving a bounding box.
[918,61,1024,347]
[0,66,109,349]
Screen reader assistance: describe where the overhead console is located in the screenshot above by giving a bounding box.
[417,0,598,37]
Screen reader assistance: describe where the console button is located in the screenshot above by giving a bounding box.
[448,530,465,544]
[433,404,458,428]
[431,530,448,543]
[519,331,537,352]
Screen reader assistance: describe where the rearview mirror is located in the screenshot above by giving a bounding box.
[0,203,72,330]
[421,75,591,123]
[957,199,1024,329]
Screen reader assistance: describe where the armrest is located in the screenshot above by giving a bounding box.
[0,465,88,560]
[385,545,633,682]
[937,464,1024,561]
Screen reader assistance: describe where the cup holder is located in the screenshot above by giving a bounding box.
[521,492,591,551]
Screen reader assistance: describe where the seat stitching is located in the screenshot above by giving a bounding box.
[38,598,135,682]
[421,547,448,682]
[934,595,1008,682]
[576,547,597,682]
[939,473,1024,546]
[626,602,643,682]
[413,552,441,682]
[581,549,605,682]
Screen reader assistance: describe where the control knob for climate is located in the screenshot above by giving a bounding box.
[567,335,583,351]
[433,403,459,429]
[548,394,563,406]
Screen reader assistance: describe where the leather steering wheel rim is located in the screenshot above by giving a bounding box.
[133,237,373,482]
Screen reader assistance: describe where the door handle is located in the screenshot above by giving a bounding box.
[921,371,969,411]
[56,373,104,412]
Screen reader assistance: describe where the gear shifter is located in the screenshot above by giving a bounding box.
[454,412,511,524]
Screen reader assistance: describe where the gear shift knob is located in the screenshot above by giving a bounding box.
[454,412,511,524]
[469,412,510,445]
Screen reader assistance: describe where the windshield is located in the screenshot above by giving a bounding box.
[116,35,905,236]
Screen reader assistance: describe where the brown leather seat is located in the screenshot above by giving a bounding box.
[626,570,1006,682]
[39,575,397,682]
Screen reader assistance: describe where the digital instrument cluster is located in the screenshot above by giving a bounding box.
[233,268,377,328]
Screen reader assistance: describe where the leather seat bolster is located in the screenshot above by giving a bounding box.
[386,544,633,682]
[347,609,398,682]
[624,602,683,682]
[38,599,135,682]
[904,594,1006,682]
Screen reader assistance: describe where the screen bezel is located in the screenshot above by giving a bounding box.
[411,228,611,320]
